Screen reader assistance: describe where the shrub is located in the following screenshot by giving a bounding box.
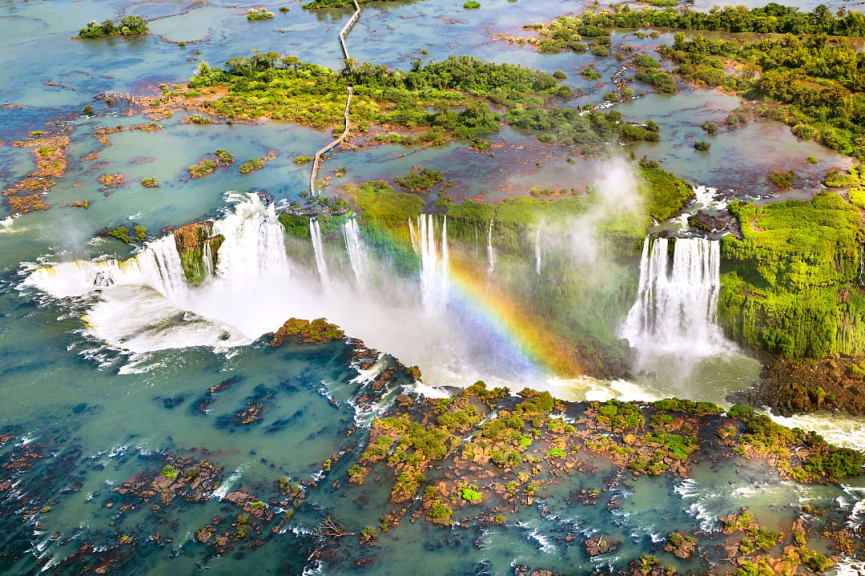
[701,121,718,135]
[768,170,794,189]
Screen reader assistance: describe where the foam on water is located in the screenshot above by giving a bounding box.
[767,411,865,450]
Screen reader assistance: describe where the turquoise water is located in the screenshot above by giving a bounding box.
[2,0,865,573]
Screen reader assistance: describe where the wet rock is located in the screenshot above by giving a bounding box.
[584,534,620,557]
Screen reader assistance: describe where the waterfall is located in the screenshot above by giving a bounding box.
[417,214,449,313]
[487,219,495,274]
[621,237,729,356]
[310,218,330,285]
[343,218,368,286]
[534,229,541,276]
[23,234,189,302]
[212,193,290,282]
[408,217,419,254]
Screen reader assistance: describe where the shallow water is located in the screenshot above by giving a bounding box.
[3,0,865,573]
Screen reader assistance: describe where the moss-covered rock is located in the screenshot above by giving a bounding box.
[268,318,344,346]
[718,192,865,359]
[173,222,224,285]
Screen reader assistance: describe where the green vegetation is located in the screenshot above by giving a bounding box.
[581,68,602,80]
[803,448,864,479]
[564,5,865,36]
[102,224,147,244]
[395,167,444,192]
[161,465,177,479]
[718,192,865,359]
[694,140,710,151]
[660,32,865,159]
[78,16,148,39]
[654,398,723,414]
[188,149,233,178]
[460,486,483,502]
[351,181,424,250]
[592,400,645,430]
[247,8,275,21]
[428,500,453,522]
[173,223,223,285]
[239,157,268,174]
[638,160,693,222]
[463,1,480,8]
[768,170,794,190]
[634,55,676,93]
[186,53,655,150]
[140,177,158,188]
[269,318,345,346]
[188,54,553,137]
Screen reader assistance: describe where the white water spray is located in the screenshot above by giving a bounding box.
[343,218,368,287]
[487,219,495,274]
[534,228,541,276]
[310,219,330,286]
[416,214,449,314]
[24,235,189,303]
[622,237,729,357]
[212,193,291,282]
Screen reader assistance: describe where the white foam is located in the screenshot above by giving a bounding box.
[767,411,865,451]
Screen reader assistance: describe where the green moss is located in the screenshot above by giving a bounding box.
[133,224,147,243]
[718,193,865,358]
[105,226,131,244]
[653,398,722,414]
[768,170,794,190]
[460,486,482,501]
[638,161,693,222]
[395,167,443,192]
[239,157,267,174]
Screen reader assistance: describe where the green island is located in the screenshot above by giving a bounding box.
[178,54,659,151]
[77,16,148,39]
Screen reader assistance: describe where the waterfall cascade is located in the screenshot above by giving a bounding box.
[621,237,730,356]
[343,218,368,286]
[24,235,189,302]
[534,229,541,276]
[412,214,449,314]
[310,219,330,285]
[487,219,495,274]
[212,193,290,282]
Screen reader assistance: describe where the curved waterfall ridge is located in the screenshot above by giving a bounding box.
[622,237,733,357]
[212,192,291,283]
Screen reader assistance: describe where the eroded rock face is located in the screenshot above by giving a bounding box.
[171,221,224,285]
[746,357,865,416]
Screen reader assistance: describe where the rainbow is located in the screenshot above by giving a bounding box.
[445,253,582,377]
[380,213,582,378]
